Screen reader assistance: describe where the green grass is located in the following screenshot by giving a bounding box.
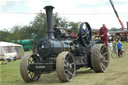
[0,42,128,85]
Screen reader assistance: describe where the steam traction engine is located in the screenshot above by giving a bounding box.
[20,6,110,82]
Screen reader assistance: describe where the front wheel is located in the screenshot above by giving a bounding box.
[56,51,76,82]
[20,53,41,82]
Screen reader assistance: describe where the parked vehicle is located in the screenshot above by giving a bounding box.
[20,6,110,82]
[0,42,24,61]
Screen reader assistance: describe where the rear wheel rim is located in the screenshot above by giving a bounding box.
[91,44,110,72]
[100,45,109,71]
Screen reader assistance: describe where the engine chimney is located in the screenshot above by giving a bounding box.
[44,6,55,39]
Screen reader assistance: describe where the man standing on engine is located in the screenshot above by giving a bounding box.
[99,24,108,47]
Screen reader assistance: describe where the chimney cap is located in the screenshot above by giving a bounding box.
[44,5,54,9]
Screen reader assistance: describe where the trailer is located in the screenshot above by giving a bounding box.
[12,39,33,51]
[0,42,24,62]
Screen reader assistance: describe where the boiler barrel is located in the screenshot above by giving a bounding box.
[37,38,71,57]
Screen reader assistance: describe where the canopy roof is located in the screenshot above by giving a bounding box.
[0,41,22,47]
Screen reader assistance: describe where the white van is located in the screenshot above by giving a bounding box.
[0,42,24,61]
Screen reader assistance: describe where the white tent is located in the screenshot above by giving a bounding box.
[0,41,24,60]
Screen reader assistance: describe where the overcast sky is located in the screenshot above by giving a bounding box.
[0,0,128,30]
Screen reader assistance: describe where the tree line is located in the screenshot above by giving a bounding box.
[0,11,126,45]
[0,12,79,45]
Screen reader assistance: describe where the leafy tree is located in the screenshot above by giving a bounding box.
[0,30,10,41]
[10,26,24,40]
[69,22,79,34]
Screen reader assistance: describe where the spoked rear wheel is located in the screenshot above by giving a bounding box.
[20,53,41,82]
[56,51,76,82]
[91,44,110,72]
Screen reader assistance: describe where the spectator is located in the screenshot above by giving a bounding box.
[108,41,112,51]
[117,40,123,57]
[112,40,116,53]
[99,24,108,47]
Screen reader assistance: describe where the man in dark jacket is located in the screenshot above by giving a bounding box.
[99,24,108,47]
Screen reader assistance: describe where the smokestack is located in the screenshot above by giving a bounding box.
[44,6,54,39]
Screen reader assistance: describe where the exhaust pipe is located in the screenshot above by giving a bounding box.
[44,6,55,39]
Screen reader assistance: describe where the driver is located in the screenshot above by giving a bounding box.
[99,24,108,47]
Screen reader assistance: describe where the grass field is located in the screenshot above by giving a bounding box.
[0,42,128,85]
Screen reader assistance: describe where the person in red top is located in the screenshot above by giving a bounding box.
[99,24,108,47]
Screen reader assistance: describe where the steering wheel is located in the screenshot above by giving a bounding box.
[78,22,92,47]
